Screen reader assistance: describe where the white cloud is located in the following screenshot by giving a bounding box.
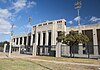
[0,0,37,35]
[68,21,73,24]
[24,24,32,29]
[74,16,80,22]
[89,16,100,22]
[27,1,37,8]
[0,8,12,19]
[12,0,37,13]
[0,8,13,34]
[13,0,27,12]
[0,18,11,34]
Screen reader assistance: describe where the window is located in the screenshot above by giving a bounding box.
[65,22,66,25]
[48,22,53,24]
[38,24,42,26]
[33,26,36,28]
[43,23,47,25]
[57,21,62,23]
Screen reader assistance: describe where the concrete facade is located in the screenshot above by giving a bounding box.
[11,19,100,57]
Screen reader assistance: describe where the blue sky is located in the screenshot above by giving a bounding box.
[0,0,100,42]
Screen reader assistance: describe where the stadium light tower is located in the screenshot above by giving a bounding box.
[28,16,32,33]
[9,24,14,57]
[74,0,82,32]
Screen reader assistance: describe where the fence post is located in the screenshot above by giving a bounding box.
[3,43,7,53]
[32,43,37,56]
[56,42,61,57]
[94,45,99,56]
[78,43,83,56]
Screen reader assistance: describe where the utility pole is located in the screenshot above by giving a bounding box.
[9,24,14,57]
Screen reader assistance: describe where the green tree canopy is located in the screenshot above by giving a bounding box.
[57,30,89,45]
[56,30,89,57]
[63,30,89,46]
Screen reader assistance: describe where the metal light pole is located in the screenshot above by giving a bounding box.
[9,24,14,57]
[74,0,81,33]
[28,16,32,33]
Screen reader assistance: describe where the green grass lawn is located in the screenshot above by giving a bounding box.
[0,58,98,70]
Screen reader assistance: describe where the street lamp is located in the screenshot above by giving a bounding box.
[9,24,14,57]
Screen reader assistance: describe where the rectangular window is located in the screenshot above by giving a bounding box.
[24,37,27,45]
[13,38,15,42]
[57,21,62,23]
[43,23,47,25]
[48,22,53,24]
[28,36,31,46]
[38,24,42,26]
[16,38,18,45]
[48,32,51,46]
[33,34,35,43]
[38,33,40,46]
[43,33,46,45]
[20,37,22,44]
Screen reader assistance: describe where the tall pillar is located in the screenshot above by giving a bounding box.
[78,30,83,55]
[26,36,28,45]
[35,32,38,45]
[45,31,48,46]
[18,38,20,46]
[51,30,54,45]
[93,28,98,55]
[40,32,43,46]
[54,31,57,45]
[3,43,7,53]
[18,45,21,54]
[51,22,55,45]
[31,34,33,46]
[32,43,37,56]
[22,37,24,45]
[78,43,83,55]
[56,42,61,57]
[67,46,70,56]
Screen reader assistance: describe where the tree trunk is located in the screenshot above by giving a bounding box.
[70,46,72,57]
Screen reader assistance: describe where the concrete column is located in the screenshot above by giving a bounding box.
[18,45,21,54]
[56,42,61,57]
[45,31,48,46]
[31,34,33,46]
[78,30,83,55]
[67,45,70,56]
[22,37,24,45]
[93,28,98,55]
[51,31,54,45]
[32,43,37,56]
[18,38,20,46]
[54,31,57,45]
[35,32,38,45]
[78,43,83,55]
[51,21,57,45]
[3,43,7,53]
[40,32,43,46]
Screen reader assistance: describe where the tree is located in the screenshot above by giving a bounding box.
[56,30,89,57]
[56,32,65,42]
